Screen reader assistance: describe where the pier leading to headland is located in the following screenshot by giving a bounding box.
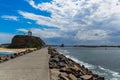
[0,48,50,80]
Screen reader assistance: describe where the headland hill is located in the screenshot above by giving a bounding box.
[0,31,104,80]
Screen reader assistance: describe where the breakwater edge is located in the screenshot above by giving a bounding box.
[0,48,37,63]
[48,47,104,80]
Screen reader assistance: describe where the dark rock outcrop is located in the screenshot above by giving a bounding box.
[9,35,45,48]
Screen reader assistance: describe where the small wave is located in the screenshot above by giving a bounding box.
[98,66,120,78]
[65,55,96,69]
[57,49,120,80]
[58,49,96,69]
[58,49,70,54]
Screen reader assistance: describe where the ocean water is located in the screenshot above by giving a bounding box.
[55,47,120,80]
[0,52,14,56]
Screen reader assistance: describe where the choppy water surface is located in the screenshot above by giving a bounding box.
[55,47,120,80]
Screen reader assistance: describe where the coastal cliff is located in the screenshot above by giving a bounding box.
[48,47,104,80]
[9,35,45,48]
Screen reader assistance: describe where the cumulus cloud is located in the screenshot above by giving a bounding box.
[18,0,120,44]
[1,15,18,21]
[75,29,109,40]
[17,28,63,38]
[0,33,14,44]
[18,11,69,30]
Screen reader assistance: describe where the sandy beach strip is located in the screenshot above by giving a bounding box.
[0,48,36,53]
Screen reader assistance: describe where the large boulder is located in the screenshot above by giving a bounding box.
[9,35,45,48]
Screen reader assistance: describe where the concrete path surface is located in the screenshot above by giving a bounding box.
[0,48,50,80]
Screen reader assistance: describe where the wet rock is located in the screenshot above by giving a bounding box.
[10,55,15,59]
[50,57,59,62]
[58,62,66,68]
[98,77,105,80]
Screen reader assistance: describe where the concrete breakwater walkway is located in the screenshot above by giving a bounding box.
[0,48,50,80]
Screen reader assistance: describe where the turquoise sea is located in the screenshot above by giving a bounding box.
[0,52,14,56]
[55,47,120,80]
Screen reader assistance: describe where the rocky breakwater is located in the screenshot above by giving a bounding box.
[48,47,104,80]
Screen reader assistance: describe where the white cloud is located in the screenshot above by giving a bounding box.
[18,11,69,30]
[18,0,120,43]
[26,0,39,9]
[1,15,18,21]
[75,29,109,40]
[27,22,32,24]
[25,0,120,29]
[17,28,62,38]
[0,33,14,44]
[17,28,28,33]
[31,28,61,38]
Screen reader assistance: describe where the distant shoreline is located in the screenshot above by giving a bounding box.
[49,45,120,48]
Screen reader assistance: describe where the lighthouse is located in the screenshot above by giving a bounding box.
[28,30,32,36]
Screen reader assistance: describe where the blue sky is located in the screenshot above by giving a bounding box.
[0,0,120,45]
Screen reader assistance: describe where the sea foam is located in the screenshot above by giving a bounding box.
[57,48,120,80]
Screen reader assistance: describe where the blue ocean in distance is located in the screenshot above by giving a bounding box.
[55,47,120,80]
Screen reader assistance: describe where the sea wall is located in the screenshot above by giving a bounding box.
[48,47,104,80]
